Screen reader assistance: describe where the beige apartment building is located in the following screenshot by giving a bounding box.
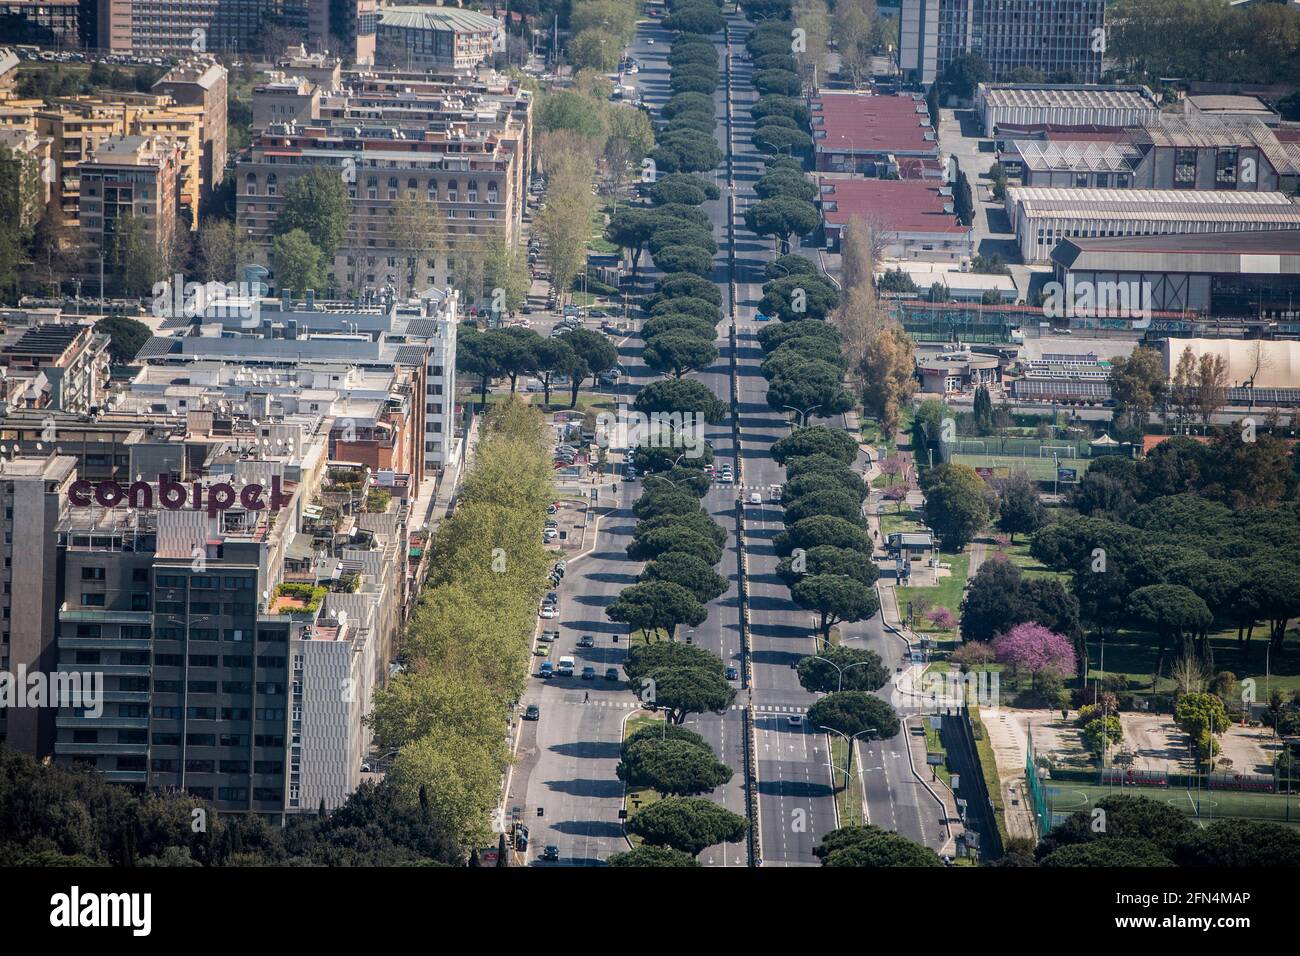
[152,56,228,207]
[237,68,532,298]
[78,133,185,270]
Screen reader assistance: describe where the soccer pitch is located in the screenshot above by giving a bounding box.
[949,453,1093,483]
[1046,782,1300,829]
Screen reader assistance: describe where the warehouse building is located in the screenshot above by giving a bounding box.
[1160,338,1300,397]
[1005,187,1300,263]
[1051,231,1300,320]
[1185,94,1279,127]
[1008,116,1300,193]
[809,92,938,175]
[976,84,1160,136]
[819,178,973,262]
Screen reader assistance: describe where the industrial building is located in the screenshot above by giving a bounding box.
[899,0,1106,86]
[1051,230,1300,320]
[809,91,938,175]
[819,178,974,262]
[1159,337,1300,406]
[1006,117,1300,193]
[976,84,1160,136]
[1004,187,1300,263]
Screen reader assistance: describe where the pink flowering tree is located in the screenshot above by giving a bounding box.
[879,455,905,486]
[882,484,908,512]
[926,607,957,631]
[993,622,1076,690]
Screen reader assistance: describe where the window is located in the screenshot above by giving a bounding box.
[81,593,105,607]
[1216,148,1238,186]
[81,567,106,580]
[1174,148,1197,187]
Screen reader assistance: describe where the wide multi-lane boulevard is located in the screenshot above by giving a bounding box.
[513,10,947,866]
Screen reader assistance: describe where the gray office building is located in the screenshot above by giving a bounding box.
[899,0,1105,87]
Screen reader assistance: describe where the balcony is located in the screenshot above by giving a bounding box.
[59,608,154,625]
[102,770,147,784]
[56,716,149,730]
[59,637,152,651]
[54,742,147,756]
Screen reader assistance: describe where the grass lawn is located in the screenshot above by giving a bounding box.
[829,736,866,828]
[897,550,971,648]
[978,535,1069,584]
[923,721,953,788]
[539,393,616,414]
[623,713,664,842]
[879,508,926,538]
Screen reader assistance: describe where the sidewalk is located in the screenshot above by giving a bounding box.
[980,706,1039,841]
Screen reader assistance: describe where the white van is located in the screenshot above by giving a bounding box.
[557,656,575,677]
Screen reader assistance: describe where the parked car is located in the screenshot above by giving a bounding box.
[525,704,541,720]
[543,527,559,542]
[539,603,558,618]
[535,644,550,657]
[539,630,560,642]
[755,311,771,322]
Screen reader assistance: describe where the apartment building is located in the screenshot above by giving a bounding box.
[0,321,111,411]
[0,125,52,230]
[77,133,184,268]
[304,0,376,64]
[0,0,79,48]
[0,454,77,757]
[152,56,228,207]
[34,91,211,235]
[899,0,1105,87]
[236,70,531,300]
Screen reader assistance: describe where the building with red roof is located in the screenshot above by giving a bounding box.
[810,91,939,175]
[818,177,973,262]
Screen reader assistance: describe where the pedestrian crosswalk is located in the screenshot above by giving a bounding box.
[754,705,808,715]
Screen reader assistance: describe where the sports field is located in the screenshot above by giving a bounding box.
[1046,782,1300,829]
[950,453,1093,483]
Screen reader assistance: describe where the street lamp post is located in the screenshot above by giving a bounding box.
[782,404,821,428]
[807,654,877,692]
[820,725,878,826]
